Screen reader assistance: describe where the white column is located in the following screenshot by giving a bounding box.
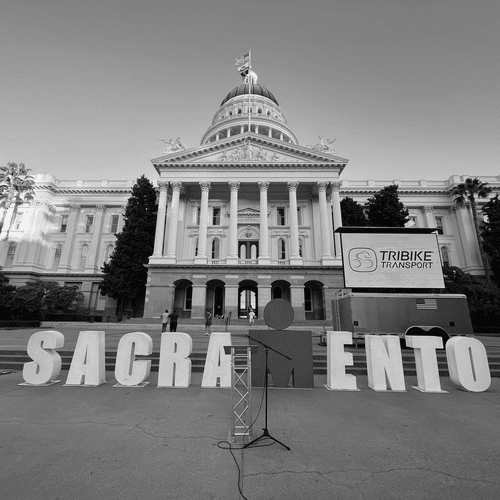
[258,181,271,264]
[422,206,435,228]
[194,181,210,264]
[153,181,169,257]
[227,181,240,264]
[58,204,81,271]
[327,192,335,260]
[331,181,343,258]
[86,205,106,271]
[165,181,181,263]
[288,181,302,265]
[318,182,335,264]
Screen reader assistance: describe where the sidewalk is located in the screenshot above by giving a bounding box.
[1,327,500,499]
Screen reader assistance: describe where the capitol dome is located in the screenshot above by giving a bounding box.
[201,81,297,145]
[220,83,279,106]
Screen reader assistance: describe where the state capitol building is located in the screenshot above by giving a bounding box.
[1,75,498,322]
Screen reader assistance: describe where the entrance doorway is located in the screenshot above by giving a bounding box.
[238,280,258,318]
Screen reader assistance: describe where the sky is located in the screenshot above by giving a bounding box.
[1,0,499,182]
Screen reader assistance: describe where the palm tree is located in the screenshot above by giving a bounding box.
[452,177,492,281]
[0,162,35,233]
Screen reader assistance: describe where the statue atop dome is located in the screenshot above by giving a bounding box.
[244,70,258,84]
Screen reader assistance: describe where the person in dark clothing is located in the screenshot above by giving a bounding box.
[168,310,179,332]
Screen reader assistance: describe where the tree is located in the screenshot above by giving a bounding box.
[0,269,15,315]
[0,162,35,232]
[340,197,368,226]
[365,185,409,227]
[443,266,500,329]
[6,281,84,320]
[99,175,157,317]
[481,194,500,284]
[452,178,492,281]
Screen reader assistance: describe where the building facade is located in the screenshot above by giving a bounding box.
[1,80,499,320]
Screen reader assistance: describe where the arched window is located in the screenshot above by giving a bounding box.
[78,244,89,269]
[211,238,220,260]
[104,244,114,263]
[258,108,262,114]
[441,246,450,267]
[53,244,62,268]
[5,242,16,267]
[278,239,287,260]
[273,286,283,299]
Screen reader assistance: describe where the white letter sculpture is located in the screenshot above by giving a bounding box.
[201,332,231,388]
[365,335,406,392]
[65,331,106,386]
[114,332,153,387]
[446,337,491,392]
[325,331,359,391]
[21,330,65,386]
[157,332,193,388]
[406,335,447,393]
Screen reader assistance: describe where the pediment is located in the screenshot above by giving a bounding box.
[151,133,348,166]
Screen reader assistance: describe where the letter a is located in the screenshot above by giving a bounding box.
[201,332,231,388]
[65,331,106,386]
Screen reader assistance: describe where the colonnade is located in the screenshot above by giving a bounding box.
[152,180,344,265]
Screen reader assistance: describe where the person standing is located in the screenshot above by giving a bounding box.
[205,309,212,336]
[160,309,169,332]
[248,307,255,327]
[168,310,179,332]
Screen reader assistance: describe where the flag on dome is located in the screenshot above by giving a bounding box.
[235,52,250,76]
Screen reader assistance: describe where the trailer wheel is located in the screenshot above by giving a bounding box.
[405,326,450,348]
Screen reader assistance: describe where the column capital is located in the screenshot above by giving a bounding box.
[200,181,211,191]
[287,181,299,192]
[96,205,106,212]
[158,181,169,191]
[228,181,240,191]
[317,181,329,192]
[330,181,342,191]
[70,204,81,212]
[258,181,270,191]
[422,205,434,212]
[171,181,182,191]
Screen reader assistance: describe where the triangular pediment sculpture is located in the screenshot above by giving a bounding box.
[151,133,348,166]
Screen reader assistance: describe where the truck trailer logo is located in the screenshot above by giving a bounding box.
[348,248,377,272]
[349,248,435,272]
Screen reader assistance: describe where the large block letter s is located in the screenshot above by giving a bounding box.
[21,330,65,386]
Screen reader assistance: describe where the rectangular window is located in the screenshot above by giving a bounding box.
[185,286,193,311]
[297,207,303,226]
[435,217,444,235]
[304,287,313,312]
[110,215,119,233]
[60,215,68,233]
[13,213,23,230]
[212,207,221,225]
[277,207,286,226]
[84,215,94,233]
[196,206,201,225]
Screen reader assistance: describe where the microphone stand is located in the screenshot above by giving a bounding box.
[244,334,291,451]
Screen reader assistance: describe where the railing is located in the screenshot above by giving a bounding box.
[164,258,324,266]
